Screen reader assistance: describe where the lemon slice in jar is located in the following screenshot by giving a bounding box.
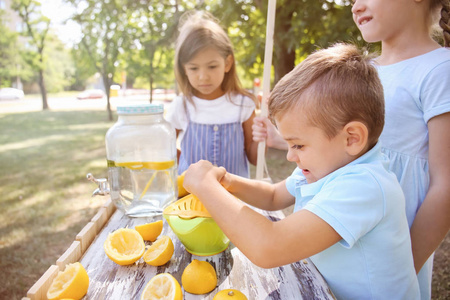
[116,161,175,170]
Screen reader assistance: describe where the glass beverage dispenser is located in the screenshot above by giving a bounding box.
[102,103,177,217]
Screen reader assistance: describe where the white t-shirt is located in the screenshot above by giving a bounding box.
[166,93,256,138]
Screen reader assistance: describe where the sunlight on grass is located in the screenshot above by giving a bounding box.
[67,122,111,131]
[0,227,27,248]
[0,134,69,153]
[84,157,108,170]
[0,109,114,299]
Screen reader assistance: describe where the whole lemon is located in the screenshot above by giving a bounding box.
[182,259,217,294]
[213,289,248,300]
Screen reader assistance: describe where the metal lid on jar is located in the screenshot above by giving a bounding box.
[117,103,164,115]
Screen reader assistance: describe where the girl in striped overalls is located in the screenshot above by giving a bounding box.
[166,11,258,178]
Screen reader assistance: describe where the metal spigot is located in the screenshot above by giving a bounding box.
[86,173,110,197]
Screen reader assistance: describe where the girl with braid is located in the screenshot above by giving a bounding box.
[351,1,450,299]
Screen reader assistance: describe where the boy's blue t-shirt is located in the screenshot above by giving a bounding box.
[286,143,420,300]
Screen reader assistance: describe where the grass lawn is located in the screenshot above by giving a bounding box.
[0,108,448,299]
[0,109,114,299]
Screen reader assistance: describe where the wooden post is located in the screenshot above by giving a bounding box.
[256,0,277,180]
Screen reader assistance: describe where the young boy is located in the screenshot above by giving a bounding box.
[183,43,420,299]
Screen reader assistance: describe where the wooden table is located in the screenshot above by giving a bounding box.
[25,198,335,300]
[79,205,334,299]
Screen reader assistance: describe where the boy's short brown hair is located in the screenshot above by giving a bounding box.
[269,43,384,148]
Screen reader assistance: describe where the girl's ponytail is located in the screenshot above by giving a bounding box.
[440,0,450,46]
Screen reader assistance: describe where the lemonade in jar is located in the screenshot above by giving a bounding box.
[105,104,177,217]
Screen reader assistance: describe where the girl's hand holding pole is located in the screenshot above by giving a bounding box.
[252,116,288,150]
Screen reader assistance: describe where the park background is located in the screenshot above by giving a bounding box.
[0,0,448,299]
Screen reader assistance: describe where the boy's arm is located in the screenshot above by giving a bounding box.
[220,170,294,211]
[184,160,341,268]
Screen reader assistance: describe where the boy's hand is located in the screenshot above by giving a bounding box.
[183,160,227,194]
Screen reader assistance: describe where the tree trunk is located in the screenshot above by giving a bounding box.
[38,68,49,110]
[273,45,295,86]
[103,75,113,121]
[149,73,154,103]
[148,48,155,103]
[273,10,296,86]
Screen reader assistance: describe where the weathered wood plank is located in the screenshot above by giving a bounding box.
[79,208,335,299]
[26,265,59,300]
[56,241,82,270]
[91,206,108,234]
[76,221,97,254]
[102,197,117,219]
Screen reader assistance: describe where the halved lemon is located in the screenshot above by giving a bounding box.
[177,171,189,198]
[47,262,89,300]
[104,228,145,265]
[135,220,163,242]
[140,273,182,300]
[143,235,174,266]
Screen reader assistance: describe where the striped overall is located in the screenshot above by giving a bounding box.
[178,98,249,178]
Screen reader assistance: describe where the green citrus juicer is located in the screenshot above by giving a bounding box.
[163,194,229,256]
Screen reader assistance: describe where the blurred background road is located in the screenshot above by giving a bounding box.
[0,89,175,114]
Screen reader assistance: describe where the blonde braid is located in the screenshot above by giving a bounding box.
[440,0,450,47]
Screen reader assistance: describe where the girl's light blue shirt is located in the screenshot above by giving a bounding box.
[376,47,450,299]
[286,143,420,300]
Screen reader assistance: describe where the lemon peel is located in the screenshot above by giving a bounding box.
[135,220,163,242]
[143,235,174,266]
[140,273,182,300]
[104,228,145,265]
[47,262,89,300]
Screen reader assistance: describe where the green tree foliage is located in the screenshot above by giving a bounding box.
[12,0,51,109]
[211,0,362,87]
[64,0,362,104]
[69,44,98,91]
[67,0,131,120]
[44,35,76,93]
[123,0,185,102]
[0,10,21,87]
